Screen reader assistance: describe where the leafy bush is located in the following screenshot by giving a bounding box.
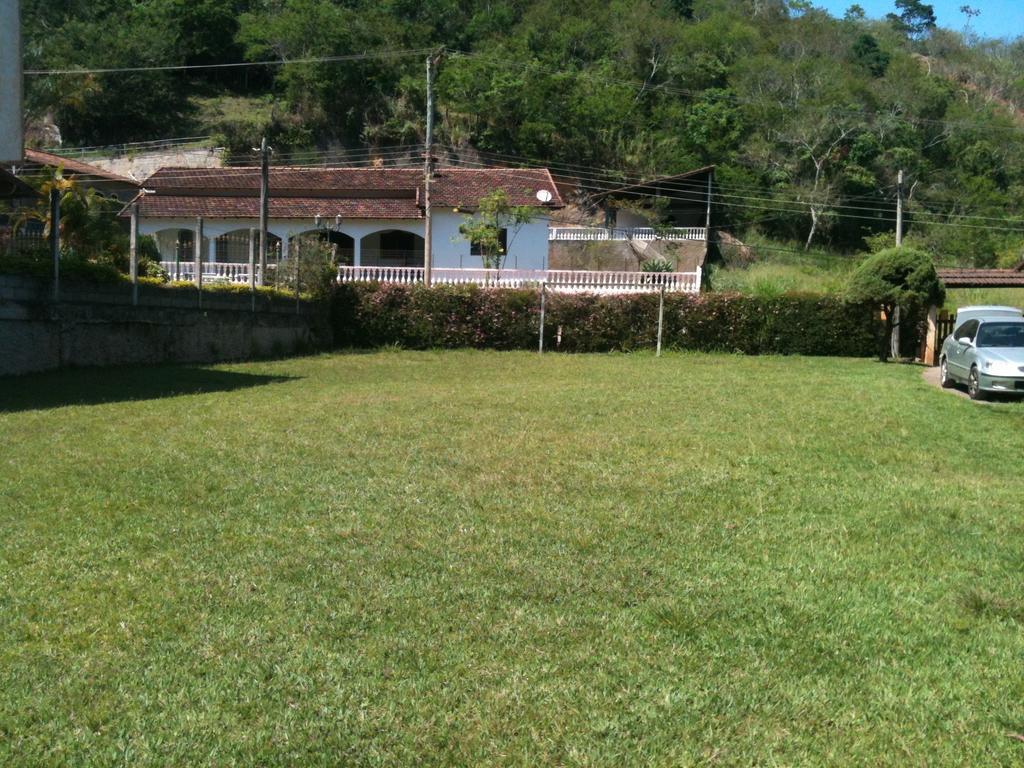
[640,256,675,273]
[272,238,337,298]
[331,284,882,356]
[845,246,945,360]
[0,249,124,283]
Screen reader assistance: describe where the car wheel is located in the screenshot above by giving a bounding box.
[939,358,954,388]
[968,367,987,401]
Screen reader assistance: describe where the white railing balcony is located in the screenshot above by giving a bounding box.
[548,226,706,242]
[159,261,273,284]
[336,265,702,294]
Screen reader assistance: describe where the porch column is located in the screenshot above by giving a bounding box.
[280,235,290,261]
[353,236,361,266]
[208,235,216,263]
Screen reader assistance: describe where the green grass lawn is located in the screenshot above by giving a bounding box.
[2,351,1024,766]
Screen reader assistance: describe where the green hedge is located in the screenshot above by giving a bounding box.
[331,283,884,356]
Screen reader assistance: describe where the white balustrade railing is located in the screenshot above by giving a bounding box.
[159,261,273,284]
[548,226,706,242]
[157,261,701,293]
[336,265,701,294]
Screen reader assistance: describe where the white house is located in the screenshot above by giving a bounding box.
[130,165,563,275]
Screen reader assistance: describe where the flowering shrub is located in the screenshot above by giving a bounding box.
[331,283,883,356]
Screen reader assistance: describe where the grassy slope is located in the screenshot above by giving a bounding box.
[2,352,1024,766]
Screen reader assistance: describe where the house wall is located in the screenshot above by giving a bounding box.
[139,213,552,271]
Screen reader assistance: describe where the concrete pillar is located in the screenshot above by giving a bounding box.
[208,236,216,263]
[924,305,939,366]
[280,235,290,261]
[353,236,361,267]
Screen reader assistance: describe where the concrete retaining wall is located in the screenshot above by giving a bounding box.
[0,275,320,377]
[549,239,707,272]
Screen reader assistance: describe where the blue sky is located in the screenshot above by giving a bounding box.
[815,0,1024,39]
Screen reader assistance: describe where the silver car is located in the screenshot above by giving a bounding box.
[940,310,1024,400]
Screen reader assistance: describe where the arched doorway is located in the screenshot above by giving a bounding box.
[361,230,424,267]
[287,230,355,265]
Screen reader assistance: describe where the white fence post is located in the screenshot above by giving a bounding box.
[656,285,665,357]
[538,282,546,354]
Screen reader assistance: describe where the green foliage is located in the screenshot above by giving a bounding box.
[852,34,890,77]
[845,246,944,359]
[20,0,1024,267]
[887,0,938,40]
[0,250,124,283]
[457,190,540,270]
[846,246,945,310]
[272,236,337,298]
[640,256,675,273]
[331,283,882,356]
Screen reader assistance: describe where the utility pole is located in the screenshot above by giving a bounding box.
[896,169,904,246]
[892,169,904,360]
[258,137,270,287]
[423,51,442,287]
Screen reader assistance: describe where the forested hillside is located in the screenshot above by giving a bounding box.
[20,0,1024,265]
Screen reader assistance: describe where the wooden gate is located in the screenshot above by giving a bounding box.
[920,309,955,366]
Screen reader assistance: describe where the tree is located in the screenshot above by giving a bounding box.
[845,247,945,361]
[457,190,539,272]
[852,34,890,77]
[15,169,126,261]
[886,0,937,40]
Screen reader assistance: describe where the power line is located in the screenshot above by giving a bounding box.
[18,138,1024,234]
[448,49,1024,136]
[24,48,436,76]
[442,148,1024,228]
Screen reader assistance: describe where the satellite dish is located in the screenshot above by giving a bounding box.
[535,189,553,203]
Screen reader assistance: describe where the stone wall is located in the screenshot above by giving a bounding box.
[0,275,321,377]
[87,146,225,181]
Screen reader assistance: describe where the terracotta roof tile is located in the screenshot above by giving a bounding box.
[133,165,564,219]
[23,149,138,185]
[137,195,423,220]
[937,268,1024,287]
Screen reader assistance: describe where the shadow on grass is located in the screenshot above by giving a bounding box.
[0,365,297,413]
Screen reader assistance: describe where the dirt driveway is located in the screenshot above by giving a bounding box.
[921,365,1023,403]
[921,365,971,400]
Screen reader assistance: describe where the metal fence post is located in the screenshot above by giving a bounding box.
[49,188,60,302]
[538,281,546,354]
[248,227,257,313]
[293,235,301,315]
[129,202,139,306]
[194,216,203,308]
[656,284,665,357]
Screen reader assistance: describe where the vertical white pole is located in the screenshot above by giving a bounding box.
[294,235,301,314]
[258,137,270,287]
[129,202,139,306]
[656,284,665,357]
[424,54,435,287]
[538,281,546,354]
[194,216,203,307]
[248,227,257,312]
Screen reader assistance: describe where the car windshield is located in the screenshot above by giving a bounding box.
[976,322,1024,348]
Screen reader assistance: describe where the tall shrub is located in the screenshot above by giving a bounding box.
[331,284,883,357]
[845,247,945,361]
